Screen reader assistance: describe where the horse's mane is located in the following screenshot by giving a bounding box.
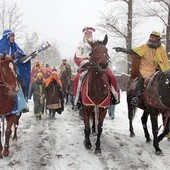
[93,40,104,45]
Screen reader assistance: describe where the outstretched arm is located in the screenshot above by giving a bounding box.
[113,47,138,55]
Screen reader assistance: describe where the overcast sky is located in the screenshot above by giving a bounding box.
[4,0,165,58]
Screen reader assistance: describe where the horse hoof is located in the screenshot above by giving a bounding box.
[130,133,135,137]
[2,148,9,157]
[155,150,163,156]
[83,139,92,149]
[95,148,102,155]
[146,138,152,143]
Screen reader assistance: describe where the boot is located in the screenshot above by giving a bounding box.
[39,115,42,120]
[52,110,56,119]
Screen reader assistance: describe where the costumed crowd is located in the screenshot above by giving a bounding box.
[1,26,170,140]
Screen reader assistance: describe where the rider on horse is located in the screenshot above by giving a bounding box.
[114,31,170,106]
[0,29,36,113]
[73,27,120,107]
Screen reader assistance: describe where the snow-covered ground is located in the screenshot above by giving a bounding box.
[0,92,170,170]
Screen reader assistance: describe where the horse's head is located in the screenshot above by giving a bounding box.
[0,52,19,94]
[88,35,110,70]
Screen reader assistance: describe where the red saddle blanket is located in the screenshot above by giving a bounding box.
[81,73,111,107]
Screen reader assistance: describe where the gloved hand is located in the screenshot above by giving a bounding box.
[113,47,125,52]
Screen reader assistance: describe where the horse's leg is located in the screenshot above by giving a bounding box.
[83,106,92,149]
[52,110,56,119]
[13,114,21,141]
[141,111,151,143]
[95,108,107,154]
[150,109,163,155]
[91,111,96,133]
[65,92,69,104]
[158,116,169,142]
[2,115,15,157]
[49,109,52,119]
[128,104,135,137]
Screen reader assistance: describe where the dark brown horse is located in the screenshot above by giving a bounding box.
[80,35,110,154]
[127,57,170,155]
[0,53,20,158]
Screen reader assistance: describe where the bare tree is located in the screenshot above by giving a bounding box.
[0,1,24,38]
[23,31,61,68]
[140,0,170,56]
[98,0,170,74]
[23,32,39,54]
[98,0,135,74]
[32,41,61,68]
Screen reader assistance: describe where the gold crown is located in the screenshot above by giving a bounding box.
[151,31,161,37]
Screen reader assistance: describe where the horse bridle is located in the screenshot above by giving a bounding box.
[90,46,110,71]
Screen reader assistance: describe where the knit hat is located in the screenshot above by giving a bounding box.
[36,72,43,78]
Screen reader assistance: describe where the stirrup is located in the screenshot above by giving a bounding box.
[131,97,139,106]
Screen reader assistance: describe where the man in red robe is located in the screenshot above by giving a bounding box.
[73,27,120,107]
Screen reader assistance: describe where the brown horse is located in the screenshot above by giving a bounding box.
[80,35,110,154]
[0,53,20,158]
[127,58,170,155]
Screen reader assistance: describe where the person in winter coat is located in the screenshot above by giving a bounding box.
[0,29,36,114]
[66,74,75,109]
[43,63,52,79]
[45,71,64,119]
[114,31,170,106]
[73,27,120,107]
[29,72,45,120]
[30,60,44,86]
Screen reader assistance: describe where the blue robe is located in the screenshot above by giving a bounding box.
[0,29,30,114]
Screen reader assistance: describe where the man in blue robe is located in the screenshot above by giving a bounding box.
[0,29,34,114]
